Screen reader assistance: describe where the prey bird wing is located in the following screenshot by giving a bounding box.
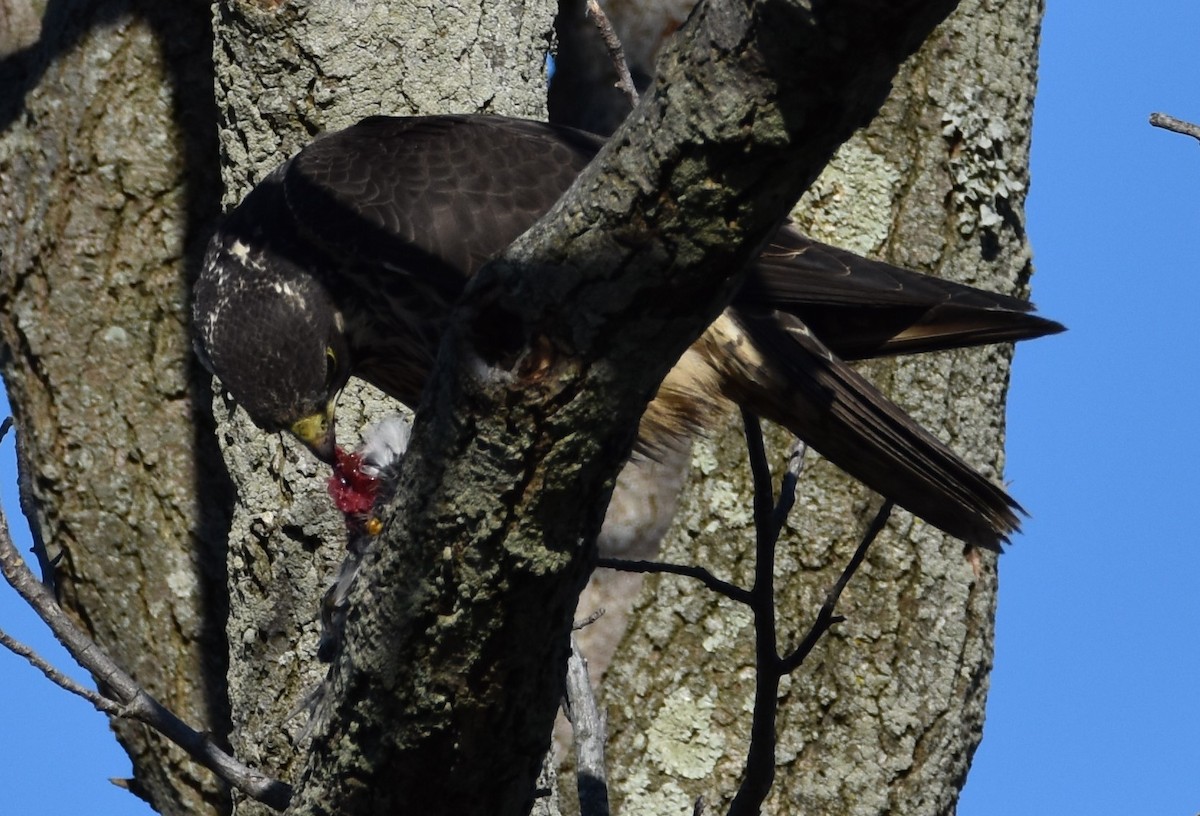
[194,114,1063,552]
[708,307,1021,546]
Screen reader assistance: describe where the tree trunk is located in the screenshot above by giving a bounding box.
[0,2,228,814]
[207,2,557,813]
[0,1,1043,814]
[602,1,1044,813]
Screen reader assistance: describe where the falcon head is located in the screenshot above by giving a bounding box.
[193,232,352,464]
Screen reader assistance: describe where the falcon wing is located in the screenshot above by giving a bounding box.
[739,225,1064,360]
[282,115,601,283]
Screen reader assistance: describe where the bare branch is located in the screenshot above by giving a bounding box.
[1149,112,1200,143]
[0,496,292,810]
[0,417,56,594]
[573,607,606,630]
[563,635,611,816]
[774,439,807,531]
[597,419,889,814]
[0,625,120,713]
[743,411,777,539]
[727,413,786,816]
[585,0,639,109]
[729,414,887,815]
[596,557,752,605]
[780,500,894,674]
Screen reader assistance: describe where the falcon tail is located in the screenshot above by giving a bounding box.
[741,228,1065,360]
[638,234,1062,550]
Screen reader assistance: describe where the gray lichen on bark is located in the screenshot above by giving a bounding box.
[209,2,558,813]
[0,2,228,813]
[602,1,1043,814]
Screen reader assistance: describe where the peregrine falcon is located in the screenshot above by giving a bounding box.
[193,114,1062,550]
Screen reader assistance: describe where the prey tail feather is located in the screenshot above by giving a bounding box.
[707,308,1020,551]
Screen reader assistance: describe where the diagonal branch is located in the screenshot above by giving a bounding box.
[596,557,753,604]
[290,1,964,813]
[727,412,784,816]
[563,634,611,816]
[0,421,292,811]
[585,0,640,108]
[0,623,118,713]
[780,500,894,674]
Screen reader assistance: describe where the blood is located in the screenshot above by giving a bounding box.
[327,446,380,517]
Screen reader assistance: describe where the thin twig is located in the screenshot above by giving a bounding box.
[742,411,777,539]
[0,500,293,809]
[573,607,606,630]
[772,439,806,534]
[1,416,58,594]
[1149,112,1200,144]
[0,625,120,712]
[563,635,611,816]
[601,416,882,816]
[596,557,752,605]
[729,414,886,815]
[585,0,640,109]
[780,500,894,674]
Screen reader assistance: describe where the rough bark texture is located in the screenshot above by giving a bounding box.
[601,1,1044,814]
[208,2,558,814]
[0,1,1044,814]
[285,1,970,815]
[0,1,229,814]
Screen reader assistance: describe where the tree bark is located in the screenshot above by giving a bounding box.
[0,2,229,814]
[208,2,558,813]
[602,1,1044,813]
[0,1,1045,814]
[285,0,970,814]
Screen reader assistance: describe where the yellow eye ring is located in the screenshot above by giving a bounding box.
[365,517,383,536]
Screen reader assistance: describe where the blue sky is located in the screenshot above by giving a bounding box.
[959,1,1200,813]
[2,2,1197,813]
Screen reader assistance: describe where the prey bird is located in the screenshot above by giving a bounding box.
[193,114,1062,551]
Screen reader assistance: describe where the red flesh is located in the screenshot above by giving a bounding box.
[327,446,380,517]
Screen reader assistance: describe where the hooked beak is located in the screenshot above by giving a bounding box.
[290,403,337,465]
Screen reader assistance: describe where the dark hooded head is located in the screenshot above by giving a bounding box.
[193,232,351,463]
